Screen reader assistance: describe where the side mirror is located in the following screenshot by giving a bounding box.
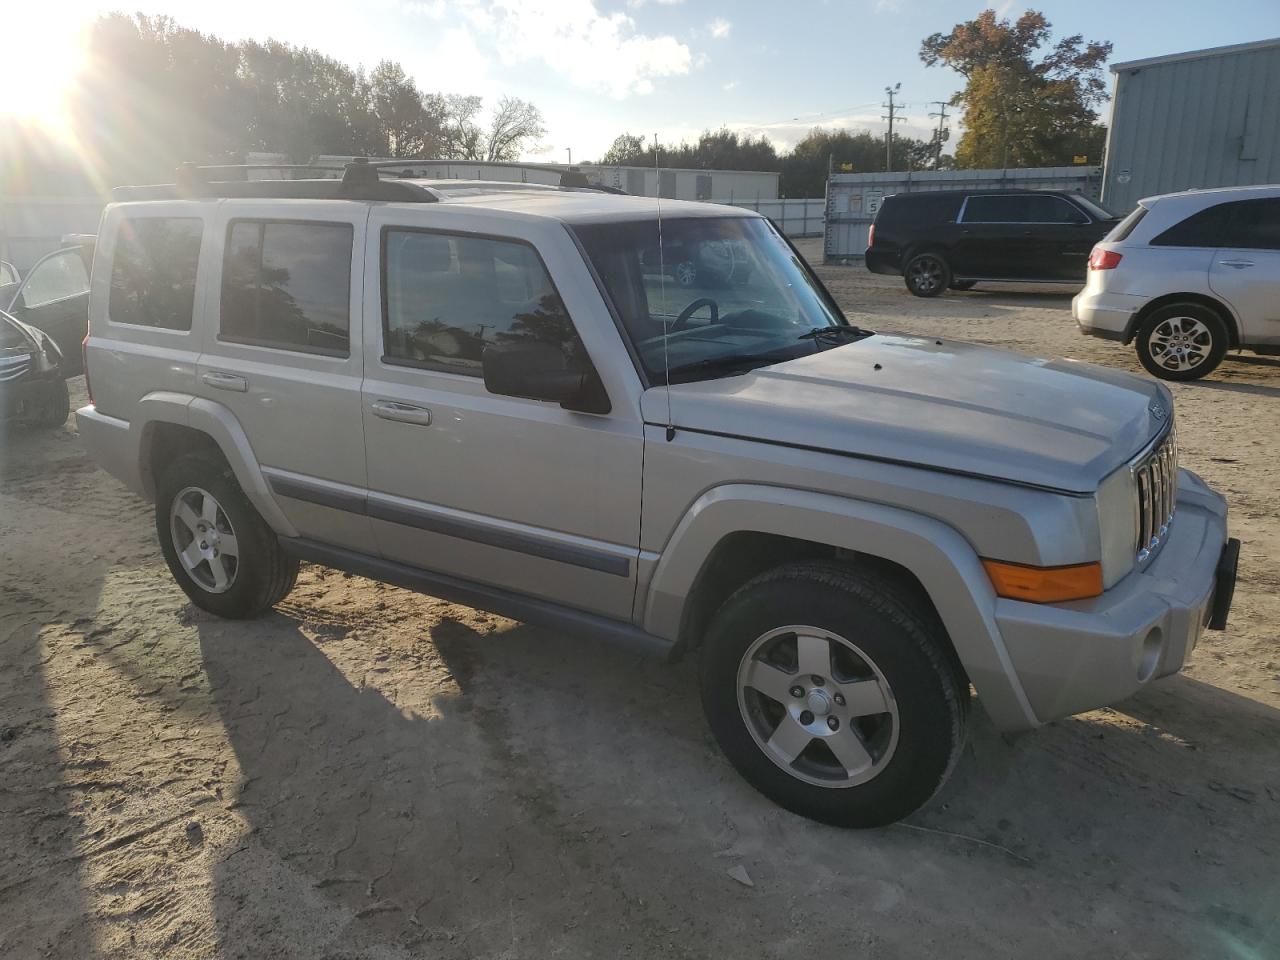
[482,340,610,414]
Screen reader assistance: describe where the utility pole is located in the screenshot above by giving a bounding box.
[566,147,572,166]
[928,101,949,169]
[882,83,901,172]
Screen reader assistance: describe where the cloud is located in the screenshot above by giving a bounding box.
[723,80,738,91]
[708,17,731,39]
[627,0,684,6]
[403,0,692,98]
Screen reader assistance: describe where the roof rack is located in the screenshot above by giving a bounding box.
[111,158,627,203]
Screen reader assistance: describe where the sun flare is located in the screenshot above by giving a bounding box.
[0,11,90,141]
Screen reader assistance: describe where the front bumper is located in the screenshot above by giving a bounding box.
[996,469,1234,726]
[1073,290,1146,342]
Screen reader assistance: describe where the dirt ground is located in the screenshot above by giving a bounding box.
[3,239,1278,959]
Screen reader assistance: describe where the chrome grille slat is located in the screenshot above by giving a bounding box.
[0,354,32,383]
[1133,426,1177,562]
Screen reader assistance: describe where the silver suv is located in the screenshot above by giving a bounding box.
[77,162,1239,827]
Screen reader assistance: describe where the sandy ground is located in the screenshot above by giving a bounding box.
[2,239,1278,959]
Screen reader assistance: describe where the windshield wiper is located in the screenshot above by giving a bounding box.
[664,350,793,381]
[798,324,873,341]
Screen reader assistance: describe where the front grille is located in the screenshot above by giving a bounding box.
[0,352,32,383]
[1133,425,1177,562]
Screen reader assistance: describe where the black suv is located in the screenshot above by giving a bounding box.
[865,190,1121,297]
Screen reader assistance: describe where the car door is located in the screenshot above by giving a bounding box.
[198,201,377,554]
[1026,195,1099,281]
[952,194,1034,279]
[360,209,643,621]
[1208,197,1280,345]
[6,246,91,371]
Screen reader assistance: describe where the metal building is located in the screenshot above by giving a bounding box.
[1103,37,1280,211]
[304,156,779,202]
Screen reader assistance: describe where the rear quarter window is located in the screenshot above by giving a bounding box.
[108,218,203,330]
[880,194,962,224]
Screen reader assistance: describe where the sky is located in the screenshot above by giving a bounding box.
[3,0,1280,162]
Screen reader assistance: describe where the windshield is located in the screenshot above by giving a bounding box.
[1070,194,1117,220]
[573,217,863,384]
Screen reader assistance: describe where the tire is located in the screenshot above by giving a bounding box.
[155,453,299,618]
[949,280,976,291]
[699,561,968,828]
[904,252,951,298]
[1135,303,1228,381]
[29,379,70,428]
[675,260,697,287]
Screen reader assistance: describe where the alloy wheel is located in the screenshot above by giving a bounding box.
[736,625,899,788]
[169,486,240,594]
[907,256,944,294]
[1148,315,1213,373]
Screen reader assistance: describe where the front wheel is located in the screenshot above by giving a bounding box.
[28,379,70,428]
[904,252,951,298]
[699,562,968,827]
[1135,304,1227,381]
[155,454,298,618]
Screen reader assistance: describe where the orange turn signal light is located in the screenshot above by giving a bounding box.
[982,559,1104,603]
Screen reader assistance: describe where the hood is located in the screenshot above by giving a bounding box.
[643,334,1170,494]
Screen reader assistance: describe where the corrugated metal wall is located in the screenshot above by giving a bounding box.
[824,166,1102,263]
[0,198,105,272]
[1104,41,1280,211]
[718,198,825,237]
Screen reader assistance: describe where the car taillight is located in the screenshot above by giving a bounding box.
[1088,247,1122,270]
[867,224,876,248]
[82,333,93,405]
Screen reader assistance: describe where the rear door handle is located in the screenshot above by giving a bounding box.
[201,371,248,392]
[370,399,433,426]
[1220,259,1255,269]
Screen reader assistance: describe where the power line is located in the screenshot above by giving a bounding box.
[928,100,949,169]
[882,83,901,172]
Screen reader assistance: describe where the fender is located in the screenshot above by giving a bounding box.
[133,391,298,537]
[642,483,1039,731]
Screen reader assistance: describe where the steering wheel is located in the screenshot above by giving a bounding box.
[671,297,719,333]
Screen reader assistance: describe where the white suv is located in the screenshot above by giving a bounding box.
[1074,184,1280,380]
[76,161,1238,827]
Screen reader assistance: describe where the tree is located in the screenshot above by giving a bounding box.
[483,97,546,162]
[920,9,1111,168]
[600,133,650,166]
[370,60,446,157]
[779,128,941,196]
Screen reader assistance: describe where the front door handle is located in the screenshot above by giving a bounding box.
[1220,259,1255,269]
[370,399,433,426]
[201,371,248,392]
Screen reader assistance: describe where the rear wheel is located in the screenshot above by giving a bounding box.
[156,454,298,618]
[904,252,951,298]
[699,561,968,827]
[1135,303,1227,381]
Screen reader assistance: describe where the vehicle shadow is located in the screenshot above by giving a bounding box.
[0,431,105,959]
[193,598,1280,958]
[1183,378,1280,400]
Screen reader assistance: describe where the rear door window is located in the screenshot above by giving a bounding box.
[960,195,1034,223]
[219,220,353,356]
[1151,203,1232,248]
[1219,198,1280,250]
[17,249,89,309]
[109,218,203,330]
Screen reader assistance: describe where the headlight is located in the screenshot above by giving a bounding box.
[1096,463,1138,589]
